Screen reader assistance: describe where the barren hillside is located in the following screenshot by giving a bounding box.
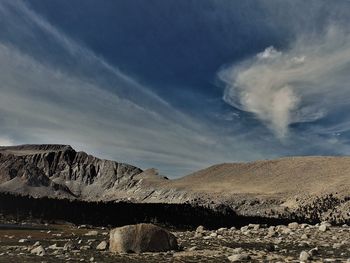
[1,145,350,224]
[171,157,350,196]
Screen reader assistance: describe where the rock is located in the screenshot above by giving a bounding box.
[18,239,28,243]
[85,230,98,236]
[319,224,329,232]
[228,253,250,262]
[266,231,277,238]
[196,225,205,233]
[0,145,143,200]
[96,241,108,250]
[248,224,260,230]
[240,226,249,232]
[300,224,309,229]
[194,232,203,238]
[30,245,45,256]
[288,222,299,229]
[80,245,91,250]
[231,248,243,254]
[321,221,332,227]
[63,241,75,251]
[33,241,40,247]
[300,251,311,262]
[301,234,309,240]
[308,247,319,256]
[109,223,178,253]
[217,227,228,233]
[210,232,218,238]
[48,243,62,250]
[281,227,292,235]
[187,246,197,251]
[333,243,342,249]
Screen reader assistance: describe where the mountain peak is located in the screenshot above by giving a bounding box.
[0,144,74,156]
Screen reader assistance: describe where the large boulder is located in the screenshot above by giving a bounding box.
[109,223,178,253]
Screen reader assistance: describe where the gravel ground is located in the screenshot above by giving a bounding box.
[0,221,349,262]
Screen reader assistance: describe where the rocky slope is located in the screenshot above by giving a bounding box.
[1,144,350,224]
[0,145,143,200]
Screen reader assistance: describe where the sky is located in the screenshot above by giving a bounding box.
[1,0,350,177]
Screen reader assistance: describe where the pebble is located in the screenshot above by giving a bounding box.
[96,241,108,250]
[30,245,46,256]
[85,230,98,236]
[300,250,311,262]
[319,224,329,232]
[228,253,250,262]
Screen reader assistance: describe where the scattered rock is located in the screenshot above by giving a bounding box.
[63,241,75,251]
[288,222,299,229]
[300,251,311,262]
[196,225,205,233]
[231,248,243,254]
[194,232,203,238]
[187,246,197,251]
[248,224,260,230]
[96,240,108,250]
[308,247,319,256]
[228,253,250,262]
[85,230,98,236]
[30,245,45,256]
[80,245,91,250]
[217,227,228,233]
[47,243,62,250]
[33,241,40,247]
[301,234,309,240]
[209,232,217,238]
[319,224,329,232]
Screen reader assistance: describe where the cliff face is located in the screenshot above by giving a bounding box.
[0,145,143,200]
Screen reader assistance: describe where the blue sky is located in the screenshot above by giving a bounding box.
[1,0,350,176]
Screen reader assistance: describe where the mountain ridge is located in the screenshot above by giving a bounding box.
[1,144,350,224]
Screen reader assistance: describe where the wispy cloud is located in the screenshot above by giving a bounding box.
[4,0,350,177]
[0,0,270,176]
[219,25,350,139]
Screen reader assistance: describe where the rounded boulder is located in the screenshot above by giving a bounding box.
[109,223,178,253]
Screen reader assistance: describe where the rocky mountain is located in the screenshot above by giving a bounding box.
[1,144,350,224]
[0,144,143,200]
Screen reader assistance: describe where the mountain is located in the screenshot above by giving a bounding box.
[0,144,143,199]
[1,144,350,224]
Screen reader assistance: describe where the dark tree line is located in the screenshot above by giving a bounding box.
[0,192,292,229]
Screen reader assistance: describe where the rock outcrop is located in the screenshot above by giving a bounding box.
[109,223,178,253]
[0,144,143,200]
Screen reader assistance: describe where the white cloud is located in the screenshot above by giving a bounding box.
[219,26,350,139]
[257,46,282,60]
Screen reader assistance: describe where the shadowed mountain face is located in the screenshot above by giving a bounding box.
[1,144,350,224]
[0,145,143,200]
